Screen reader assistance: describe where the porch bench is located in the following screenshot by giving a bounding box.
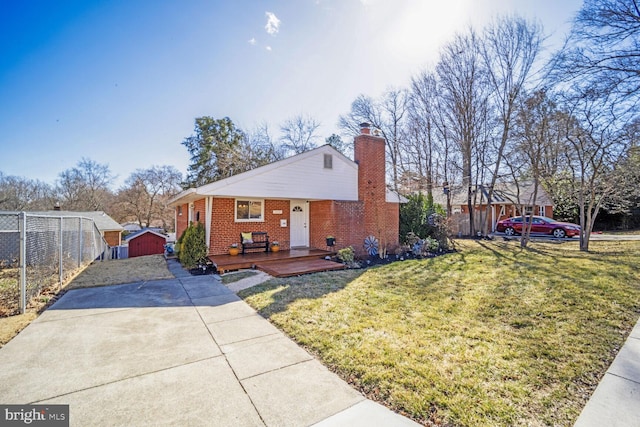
[241,231,269,254]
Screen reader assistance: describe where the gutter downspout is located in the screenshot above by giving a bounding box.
[205,197,213,253]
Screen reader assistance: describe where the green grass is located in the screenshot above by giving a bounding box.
[0,277,15,290]
[239,240,640,426]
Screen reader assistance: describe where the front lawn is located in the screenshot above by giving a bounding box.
[239,240,640,426]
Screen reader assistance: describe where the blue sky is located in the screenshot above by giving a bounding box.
[0,0,583,188]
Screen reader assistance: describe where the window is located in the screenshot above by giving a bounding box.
[538,206,545,216]
[177,206,182,216]
[324,154,333,169]
[524,206,533,215]
[235,199,264,222]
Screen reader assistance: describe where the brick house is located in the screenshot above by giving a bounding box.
[169,123,404,256]
[434,182,554,235]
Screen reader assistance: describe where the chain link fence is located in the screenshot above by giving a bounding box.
[0,212,111,316]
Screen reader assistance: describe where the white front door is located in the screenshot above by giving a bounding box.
[290,200,309,248]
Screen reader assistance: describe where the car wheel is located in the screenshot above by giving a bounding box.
[552,228,566,238]
[504,227,515,236]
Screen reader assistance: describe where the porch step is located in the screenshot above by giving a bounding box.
[209,249,335,275]
[256,258,346,278]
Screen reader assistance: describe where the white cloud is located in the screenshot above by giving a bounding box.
[266,46,272,51]
[265,12,280,35]
[248,37,256,45]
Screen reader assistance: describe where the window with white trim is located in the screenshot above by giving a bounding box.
[538,205,545,216]
[235,199,264,222]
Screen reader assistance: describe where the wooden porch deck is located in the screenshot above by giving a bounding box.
[209,248,346,277]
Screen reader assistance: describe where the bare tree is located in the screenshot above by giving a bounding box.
[560,94,630,251]
[507,90,563,247]
[436,27,490,235]
[338,89,408,191]
[56,158,114,211]
[245,122,287,165]
[0,173,56,211]
[480,15,544,234]
[279,114,321,155]
[546,0,639,250]
[117,165,183,231]
[407,71,438,197]
[550,0,640,111]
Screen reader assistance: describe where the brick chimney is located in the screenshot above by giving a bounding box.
[354,122,388,239]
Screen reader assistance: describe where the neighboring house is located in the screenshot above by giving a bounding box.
[125,228,167,258]
[0,210,123,263]
[433,182,554,234]
[122,222,142,233]
[33,210,124,246]
[169,123,405,256]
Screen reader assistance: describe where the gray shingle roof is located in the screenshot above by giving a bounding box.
[15,211,124,232]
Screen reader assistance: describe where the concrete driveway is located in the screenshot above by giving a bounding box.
[0,275,418,426]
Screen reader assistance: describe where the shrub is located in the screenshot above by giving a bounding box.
[407,232,444,256]
[337,246,355,263]
[423,236,440,252]
[178,222,208,269]
[400,192,448,245]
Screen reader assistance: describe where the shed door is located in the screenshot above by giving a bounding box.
[290,201,309,248]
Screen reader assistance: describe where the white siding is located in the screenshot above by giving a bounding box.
[197,146,359,200]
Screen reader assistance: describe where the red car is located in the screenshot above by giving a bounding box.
[496,216,581,238]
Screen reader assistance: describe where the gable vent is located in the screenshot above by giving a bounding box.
[324,154,333,169]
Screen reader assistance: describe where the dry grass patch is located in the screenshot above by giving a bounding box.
[66,255,174,290]
[239,240,640,426]
[0,312,37,347]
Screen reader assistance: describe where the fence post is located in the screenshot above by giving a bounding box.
[59,217,64,289]
[18,212,27,314]
[77,218,82,268]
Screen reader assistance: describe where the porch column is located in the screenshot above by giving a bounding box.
[491,205,496,232]
[205,197,213,251]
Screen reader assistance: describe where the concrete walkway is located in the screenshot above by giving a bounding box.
[0,273,419,426]
[574,317,640,426]
[222,270,273,293]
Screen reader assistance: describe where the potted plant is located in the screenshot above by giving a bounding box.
[229,243,239,256]
[326,235,335,247]
[270,241,280,252]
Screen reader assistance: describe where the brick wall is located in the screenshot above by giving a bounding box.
[175,203,189,240]
[193,199,206,226]
[309,200,366,255]
[208,198,290,255]
[351,129,400,252]
[307,129,400,256]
